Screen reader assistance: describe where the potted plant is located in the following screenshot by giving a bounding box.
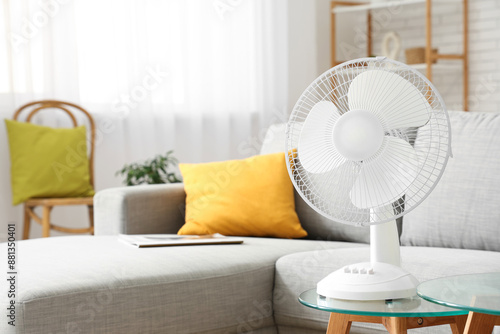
[116,150,182,186]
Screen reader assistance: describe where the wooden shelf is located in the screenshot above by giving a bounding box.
[333,0,424,14]
[330,0,469,109]
[332,0,461,13]
[410,63,461,71]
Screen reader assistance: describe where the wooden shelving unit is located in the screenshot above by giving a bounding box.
[331,0,469,110]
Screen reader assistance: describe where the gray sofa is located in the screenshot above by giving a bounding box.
[2,110,500,334]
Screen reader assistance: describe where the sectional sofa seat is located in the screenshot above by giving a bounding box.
[0,235,365,334]
[2,110,500,334]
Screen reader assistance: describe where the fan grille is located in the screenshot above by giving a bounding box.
[286,58,451,226]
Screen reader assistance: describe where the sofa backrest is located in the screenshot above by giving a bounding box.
[260,124,370,243]
[401,111,500,252]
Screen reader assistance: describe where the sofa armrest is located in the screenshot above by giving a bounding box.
[94,183,186,235]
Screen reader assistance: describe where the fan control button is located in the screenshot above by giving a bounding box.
[368,268,375,275]
[360,268,367,274]
[344,267,351,273]
[352,268,359,274]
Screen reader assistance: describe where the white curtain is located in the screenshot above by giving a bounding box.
[0,0,289,240]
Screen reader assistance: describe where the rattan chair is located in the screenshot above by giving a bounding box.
[13,100,96,239]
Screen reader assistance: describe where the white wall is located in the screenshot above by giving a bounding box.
[288,0,320,110]
[288,0,337,110]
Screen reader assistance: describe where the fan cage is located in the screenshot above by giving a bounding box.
[286,57,451,226]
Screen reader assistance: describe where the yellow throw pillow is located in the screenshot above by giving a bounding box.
[5,119,95,205]
[178,153,307,239]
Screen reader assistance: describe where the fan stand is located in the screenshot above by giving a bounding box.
[317,210,419,301]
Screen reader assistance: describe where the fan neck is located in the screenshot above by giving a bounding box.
[370,219,401,267]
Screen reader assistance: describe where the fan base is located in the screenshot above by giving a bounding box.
[317,262,419,301]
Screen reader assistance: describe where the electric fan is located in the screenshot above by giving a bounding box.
[286,57,451,301]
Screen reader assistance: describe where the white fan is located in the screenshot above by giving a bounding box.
[286,57,452,300]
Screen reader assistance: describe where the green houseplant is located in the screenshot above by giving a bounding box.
[116,150,182,186]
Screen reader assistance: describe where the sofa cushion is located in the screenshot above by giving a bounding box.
[0,235,365,334]
[178,153,307,239]
[260,123,370,243]
[401,111,500,251]
[4,119,94,205]
[273,247,500,333]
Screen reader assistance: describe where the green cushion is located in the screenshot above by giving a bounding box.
[5,119,95,205]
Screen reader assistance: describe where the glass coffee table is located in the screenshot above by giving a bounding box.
[417,272,500,333]
[299,289,468,334]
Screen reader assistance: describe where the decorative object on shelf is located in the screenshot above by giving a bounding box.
[286,57,451,300]
[381,31,401,60]
[405,47,438,65]
[116,150,182,186]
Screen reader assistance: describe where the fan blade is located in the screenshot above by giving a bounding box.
[350,137,418,209]
[348,70,430,129]
[307,161,368,222]
[298,101,346,173]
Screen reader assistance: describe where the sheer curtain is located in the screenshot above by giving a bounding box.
[0,0,288,240]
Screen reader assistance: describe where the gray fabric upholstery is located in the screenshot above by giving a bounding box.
[401,111,500,251]
[274,246,500,334]
[94,183,186,235]
[0,236,364,334]
[260,123,371,244]
[293,191,371,243]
